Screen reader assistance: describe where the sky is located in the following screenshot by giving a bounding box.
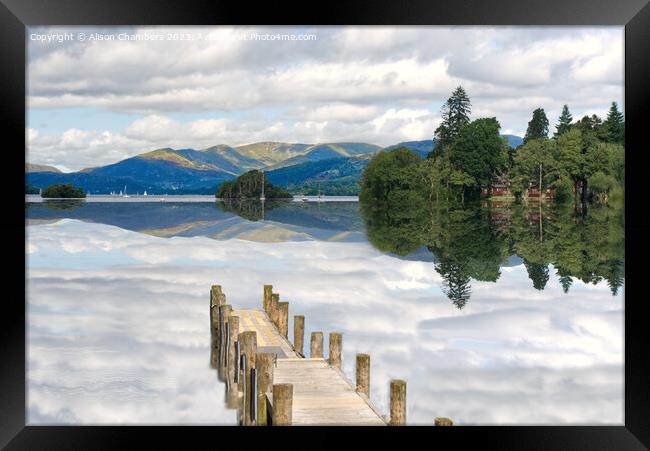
[27,218,622,424]
[26,26,624,172]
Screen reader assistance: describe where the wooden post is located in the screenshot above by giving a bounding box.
[211,291,226,336]
[238,331,257,426]
[218,304,232,380]
[256,352,275,426]
[310,332,324,358]
[210,284,222,308]
[270,293,280,327]
[389,379,407,426]
[277,302,289,338]
[225,316,240,409]
[435,417,453,426]
[272,383,293,426]
[356,353,370,397]
[293,315,305,356]
[263,285,273,313]
[329,332,342,369]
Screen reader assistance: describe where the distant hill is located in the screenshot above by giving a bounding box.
[26,163,61,173]
[501,134,524,148]
[384,140,435,158]
[266,154,374,195]
[265,143,381,170]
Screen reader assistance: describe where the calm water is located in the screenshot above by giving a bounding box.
[25,198,624,425]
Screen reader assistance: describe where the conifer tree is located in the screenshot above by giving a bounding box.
[524,108,550,143]
[554,104,573,138]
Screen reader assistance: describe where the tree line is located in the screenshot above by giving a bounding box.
[361,86,624,207]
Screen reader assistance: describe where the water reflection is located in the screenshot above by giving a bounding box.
[26,200,624,425]
[360,201,624,308]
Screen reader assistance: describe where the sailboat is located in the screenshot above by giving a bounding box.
[122,185,130,198]
[260,171,266,201]
[317,181,323,202]
[143,190,148,196]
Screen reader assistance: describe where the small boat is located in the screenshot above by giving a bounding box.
[260,171,266,201]
[143,190,148,196]
[301,196,309,202]
[122,185,130,198]
[317,182,323,202]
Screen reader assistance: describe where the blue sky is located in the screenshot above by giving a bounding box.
[27,26,623,171]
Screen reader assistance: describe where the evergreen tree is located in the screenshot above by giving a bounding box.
[524,260,550,290]
[431,86,471,156]
[604,101,625,145]
[554,104,573,137]
[524,108,550,143]
[556,267,573,293]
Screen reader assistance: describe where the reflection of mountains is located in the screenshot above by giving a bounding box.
[25,200,367,243]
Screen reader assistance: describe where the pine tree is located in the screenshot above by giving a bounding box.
[554,104,573,138]
[604,101,624,145]
[524,108,550,143]
[431,86,471,157]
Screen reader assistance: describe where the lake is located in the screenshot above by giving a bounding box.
[25,197,624,425]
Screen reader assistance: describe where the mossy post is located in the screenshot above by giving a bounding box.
[310,332,324,358]
[356,353,370,397]
[218,304,232,381]
[255,352,275,426]
[272,383,293,426]
[226,316,240,409]
[293,315,305,356]
[239,331,257,426]
[329,332,342,369]
[270,293,280,327]
[435,417,453,426]
[263,285,273,314]
[389,379,407,426]
[278,302,289,338]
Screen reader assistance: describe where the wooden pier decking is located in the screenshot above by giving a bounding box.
[209,284,421,426]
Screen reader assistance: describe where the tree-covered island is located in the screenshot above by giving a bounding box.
[216,170,293,199]
[41,183,87,198]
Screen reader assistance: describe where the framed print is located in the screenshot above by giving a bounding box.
[2,0,649,448]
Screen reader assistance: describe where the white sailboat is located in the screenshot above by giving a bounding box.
[122,185,130,198]
[260,171,266,201]
[143,190,148,196]
[317,182,323,202]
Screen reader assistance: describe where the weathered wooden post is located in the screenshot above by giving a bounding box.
[263,285,273,314]
[389,379,407,426]
[270,293,280,327]
[225,316,240,409]
[272,383,293,426]
[277,302,289,338]
[256,352,275,426]
[310,332,324,358]
[211,288,226,336]
[356,353,370,397]
[293,315,305,356]
[434,417,453,426]
[329,332,342,369]
[238,331,258,426]
[210,284,222,308]
[218,304,232,381]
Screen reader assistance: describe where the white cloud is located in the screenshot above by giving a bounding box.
[26,26,624,169]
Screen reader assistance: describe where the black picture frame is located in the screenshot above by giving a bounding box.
[2,0,648,448]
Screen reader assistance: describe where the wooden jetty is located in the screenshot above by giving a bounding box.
[209,284,411,426]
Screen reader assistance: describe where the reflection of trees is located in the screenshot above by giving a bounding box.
[42,199,85,211]
[217,199,289,222]
[360,195,624,309]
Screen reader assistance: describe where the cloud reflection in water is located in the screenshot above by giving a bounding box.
[27,219,623,424]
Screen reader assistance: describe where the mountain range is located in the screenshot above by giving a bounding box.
[26,136,522,195]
